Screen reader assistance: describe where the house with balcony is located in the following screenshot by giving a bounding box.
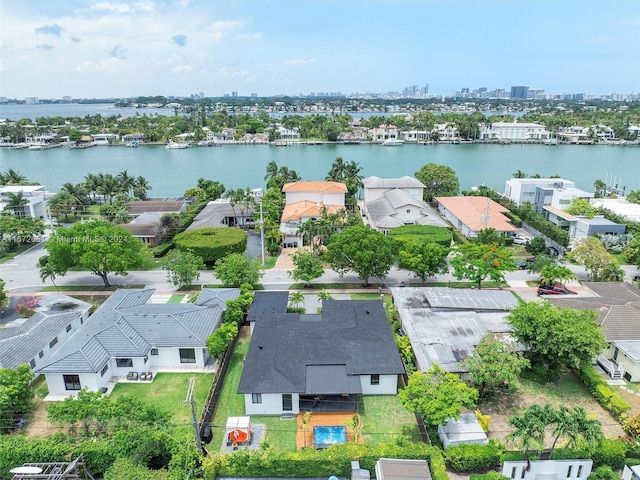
[368,124,400,143]
[479,121,550,141]
[280,181,347,247]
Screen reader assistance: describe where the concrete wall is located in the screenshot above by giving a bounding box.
[46,372,102,397]
[503,460,592,480]
[243,393,300,415]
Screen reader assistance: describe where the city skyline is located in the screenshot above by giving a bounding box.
[1,0,639,99]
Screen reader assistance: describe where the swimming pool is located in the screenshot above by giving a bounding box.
[313,425,347,449]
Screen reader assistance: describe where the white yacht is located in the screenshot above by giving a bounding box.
[166,141,190,149]
[381,139,404,146]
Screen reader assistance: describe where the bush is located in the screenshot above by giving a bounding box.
[174,228,247,264]
[388,225,453,248]
[504,211,522,227]
[470,472,507,480]
[152,242,175,258]
[591,438,628,470]
[445,440,504,473]
[452,228,470,245]
[576,364,631,421]
[588,466,620,480]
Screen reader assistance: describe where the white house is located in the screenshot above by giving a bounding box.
[280,181,347,247]
[361,176,448,233]
[36,288,240,398]
[0,185,48,219]
[504,178,594,214]
[479,121,550,141]
[368,125,400,143]
[238,295,405,415]
[503,460,592,480]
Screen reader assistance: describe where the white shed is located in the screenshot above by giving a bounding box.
[438,413,488,448]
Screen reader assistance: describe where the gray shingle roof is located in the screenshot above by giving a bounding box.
[363,176,425,189]
[238,296,404,394]
[0,295,91,369]
[365,188,448,230]
[36,288,239,374]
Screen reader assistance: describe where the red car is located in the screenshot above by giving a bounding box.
[537,285,577,296]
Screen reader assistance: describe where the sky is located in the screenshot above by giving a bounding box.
[1,0,639,99]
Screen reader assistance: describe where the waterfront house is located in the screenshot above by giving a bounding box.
[1,185,48,219]
[479,121,550,141]
[120,200,188,246]
[36,288,239,398]
[362,176,448,233]
[280,181,347,247]
[435,196,517,238]
[368,124,400,143]
[187,198,255,230]
[237,294,405,415]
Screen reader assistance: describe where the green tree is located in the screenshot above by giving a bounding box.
[449,243,517,289]
[398,239,450,282]
[325,225,396,286]
[568,237,617,281]
[506,406,547,470]
[507,301,607,372]
[627,237,640,267]
[288,291,305,310]
[162,250,205,288]
[398,365,478,427]
[206,322,239,359]
[476,228,504,246]
[415,163,460,202]
[0,364,35,433]
[289,249,324,286]
[462,332,529,397]
[626,189,640,204]
[0,278,8,312]
[214,253,263,287]
[565,198,600,218]
[3,192,28,217]
[539,264,575,286]
[39,261,60,292]
[525,237,547,256]
[45,221,144,287]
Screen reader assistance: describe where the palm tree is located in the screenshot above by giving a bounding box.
[570,407,604,454]
[288,291,304,311]
[117,170,136,197]
[599,262,624,282]
[134,176,152,200]
[84,173,102,202]
[47,191,73,223]
[506,408,546,471]
[3,191,29,217]
[39,262,59,293]
[264,160,279,182]
[326,157,347,182]
[513,170,528,179]
[2,169,28,185]
[98,174,120,204]
[61,182,89,217]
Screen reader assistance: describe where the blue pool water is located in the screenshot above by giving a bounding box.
[313,425,347,448]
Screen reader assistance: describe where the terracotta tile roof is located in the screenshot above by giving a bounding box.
[435,196,516,233]
[282,181,348,193]
[281,201,342,222]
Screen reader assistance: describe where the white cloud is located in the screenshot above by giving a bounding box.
[282,58,315,65]
[171,64,193,73]
[91,1,154,14]
[76,57,122,73]
[231,70,250,78]
[210,20,246,31]
[35,24,65,36]
[237,32,263,41]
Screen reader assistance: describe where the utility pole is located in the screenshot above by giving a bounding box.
[259,201,265,266]
[182,379,203,453]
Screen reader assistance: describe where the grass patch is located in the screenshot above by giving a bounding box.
[259,256,278,269]
[167,294,185,304]
[290,282,383,290]
[350,293,383,300]
[209,330,297,451]
[32,375,49,401]
[203,284,265,290]
[610,251,627,265]
[110,372,214,437]
[40,285,146,292]
[357,395,421,445]
[133,247,163,270]
[0,243,37,264]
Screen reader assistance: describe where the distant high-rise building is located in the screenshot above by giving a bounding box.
[250,93,258,98]
[25,97,39,104]
[231,91,238,97]
[510,85,529,99]
[62,96,72,103]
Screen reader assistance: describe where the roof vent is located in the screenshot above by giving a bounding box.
[259,345,263,350]
[366,310,370,314]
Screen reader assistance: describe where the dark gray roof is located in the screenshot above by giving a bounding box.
[549,282,640,342]
[377,458,432,480]
[305,365,362,394]
[392,287,518,312]
[37,288,239,374]
[363,176,425,189]
[246,291,289,322]
[0,295,90,369]
[187,200,255,231]
[238,298,405,394]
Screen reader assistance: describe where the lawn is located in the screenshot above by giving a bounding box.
[357,394,421,445]
[110,372,214,437]
[167,294,185,304]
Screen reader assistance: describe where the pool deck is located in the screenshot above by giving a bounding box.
[295,412,363,450]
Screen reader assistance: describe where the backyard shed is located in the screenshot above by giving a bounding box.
[226,416,252,446]
[438,413,488,448]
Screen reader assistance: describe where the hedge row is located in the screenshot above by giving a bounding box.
[445,440,504,473]
[576,364,631,421]
[174,227,247,264]
[202,442,447,480]
[504,211,523,228]
[452,228,470,245]
[388,225,454,248]
[152,242,175,258]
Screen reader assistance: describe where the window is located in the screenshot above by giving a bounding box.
[100,364,109,376]
[252,393,262,404]
[151,348,158,355]
[38,350,44,359]
[370,374,380,385]
[29,359,36,369]
[282,394,292,411]
[49,337,58,349]
[406,209,411,213]
[521,467,526,479]
[66,324,72,333]
[577,466,583,478]
[63,375,81,391]
[179,348,196,364]
[116,358,133,368]
[144,355,148,364]
[567,466,573,478]
[510,467,516,479]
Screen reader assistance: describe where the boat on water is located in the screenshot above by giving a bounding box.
[381,139,404,146]
[544,138,559,146]
[166,141,191,149]
[126,140,139,148]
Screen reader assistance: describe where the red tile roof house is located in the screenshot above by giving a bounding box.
[280,181,348,247]
[435,196,517,238]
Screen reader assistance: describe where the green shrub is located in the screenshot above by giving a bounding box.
[452,228,470,245]
[445,440,504,473]
[152,242,175,258]
[174,227,247,264]
[389,225,453,248]
[588,465,620,480]
[470,472,507,480]
[576,365,631,422]
[504,211,522,227]
[591,438,628,470]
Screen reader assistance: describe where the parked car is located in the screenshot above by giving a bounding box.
[11,417,25,431]
[515,258,534,270]
[537,284,577,296]
[513,236,529,245]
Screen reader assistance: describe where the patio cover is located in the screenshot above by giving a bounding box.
[225,416,251,433]
[305,365,362,395]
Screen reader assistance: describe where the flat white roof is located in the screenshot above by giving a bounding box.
[0,185,45,193]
